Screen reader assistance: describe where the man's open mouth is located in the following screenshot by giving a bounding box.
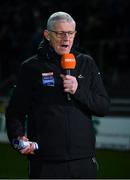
[61,44,68,48]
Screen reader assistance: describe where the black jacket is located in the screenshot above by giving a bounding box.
[6,40,110,160]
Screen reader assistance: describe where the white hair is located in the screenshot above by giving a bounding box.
[47,11,76,30]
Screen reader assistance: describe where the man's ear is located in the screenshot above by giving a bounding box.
[44,30,50,41]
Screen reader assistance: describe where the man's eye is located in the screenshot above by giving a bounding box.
[58,32,64,35]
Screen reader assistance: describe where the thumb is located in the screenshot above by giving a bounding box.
[19,136,29,141]
[60,74,66,80]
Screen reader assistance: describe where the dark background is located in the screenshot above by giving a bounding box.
[0,0,130,100]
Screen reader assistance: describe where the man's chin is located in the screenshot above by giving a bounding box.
[59,50,71,55]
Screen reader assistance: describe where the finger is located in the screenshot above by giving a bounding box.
[60,74,72,80]
[63,79,72,85]
[64,83,73,89]
[18,136,29,141]
[30,143,36,152]
[20,143,35,155]
[60,74,66,80]
[20,146,30,154]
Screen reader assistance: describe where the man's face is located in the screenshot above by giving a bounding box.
[44,21,76,55]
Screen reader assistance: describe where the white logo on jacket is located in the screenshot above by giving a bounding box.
[78,74,84,79]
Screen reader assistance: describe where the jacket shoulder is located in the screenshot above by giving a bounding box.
[76,52,95,65]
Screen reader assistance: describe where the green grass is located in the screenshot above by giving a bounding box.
[96,149,130,179]
[0,143,130,179]
[0,143,28,179]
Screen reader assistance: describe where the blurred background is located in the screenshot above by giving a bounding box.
[0,0,130,179]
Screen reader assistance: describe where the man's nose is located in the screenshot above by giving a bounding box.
[63,33,70,39]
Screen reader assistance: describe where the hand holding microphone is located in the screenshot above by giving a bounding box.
[60,53,77,100]
[60,74,78,94]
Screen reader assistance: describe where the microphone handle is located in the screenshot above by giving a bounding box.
[66,69,71,101]
[66,69,70,75]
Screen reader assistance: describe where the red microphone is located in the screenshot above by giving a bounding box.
[61,53,76,100]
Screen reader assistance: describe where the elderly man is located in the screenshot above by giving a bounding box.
[6,11,110,179]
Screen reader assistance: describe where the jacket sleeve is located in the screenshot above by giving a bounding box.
[73,55,110,116]
[5,62,34,143]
